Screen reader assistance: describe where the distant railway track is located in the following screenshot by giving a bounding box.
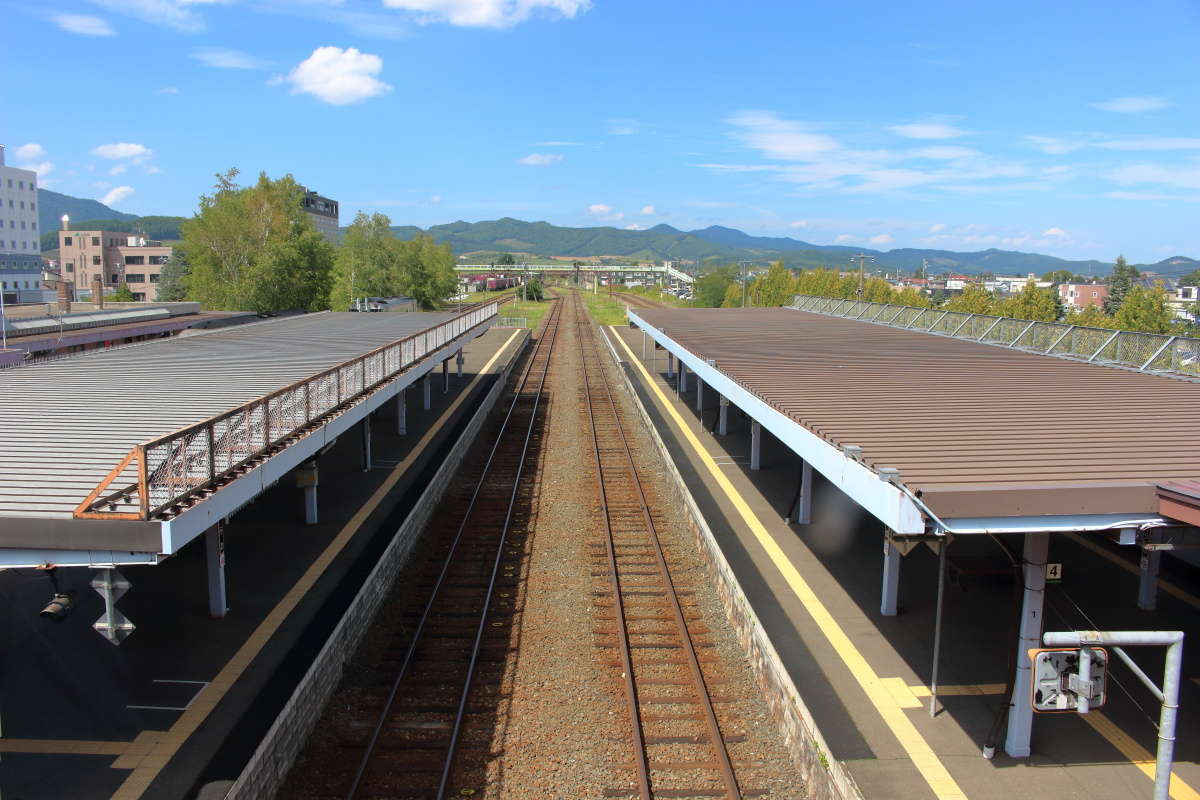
[573,291,744,800]
[609,291,668,310]
[341,295,563,800]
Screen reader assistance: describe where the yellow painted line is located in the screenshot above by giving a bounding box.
[110,330,524,799]
[609,326,967,800]
[907,683,1200,800]
[1065,533,1200,610]
[881,677,923,708]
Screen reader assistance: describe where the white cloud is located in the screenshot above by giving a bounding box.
[912,146,978,160]
[1099,137,1200,151]
[284,46,392,105]
[92,142,152,160]
[101,186,135,206]
[192,48,270,69]
[587,203,612,215]
[640,205,655,215]
[380,0,590,28]
[52,13,116,36]
[20,162,55,178]
[1042,227,1067,238]
[869,234,894,245]
[86,0,210,33]
[1110,163,1200,191]
[157,86,180,94]
[517,153,563,166]
[608,118,638,135]
[834,234,855,243]
[1091,96,1170,113]
[788,220,809,229]
[145,165,162,175]
[889,121,968,140]
[13,144,47,161]
[535,140,579,146]
[726,110,840,161]
[430,194,442,203]
[625,223,643,230]
[1024,135,1083,155]
[110,164,128,176]
[929,223,946,233]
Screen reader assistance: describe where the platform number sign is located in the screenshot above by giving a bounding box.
[1045,563,1063,584]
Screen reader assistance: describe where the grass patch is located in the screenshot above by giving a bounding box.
[581,291,629,326]
[502,298,553,329]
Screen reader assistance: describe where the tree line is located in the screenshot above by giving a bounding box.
[155,169,457,312]
[686,258,1199,336]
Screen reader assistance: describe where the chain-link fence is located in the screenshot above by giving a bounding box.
[77,303,499,520]
[789,294,1200,379]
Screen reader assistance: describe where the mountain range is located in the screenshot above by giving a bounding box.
[35,191,1198,278]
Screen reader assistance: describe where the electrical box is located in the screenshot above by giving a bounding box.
[1029,647,1108,713]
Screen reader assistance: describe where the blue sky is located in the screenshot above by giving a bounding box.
[6,0,1200,262]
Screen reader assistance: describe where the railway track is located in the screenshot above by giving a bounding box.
[609,291,667,310]
[340,295,564,800]
[573,291,745,800]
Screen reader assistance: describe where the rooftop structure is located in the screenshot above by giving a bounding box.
[0,145,39,256]
[56,225,173,302]
[300,187,339,243]
[0,305,498,566]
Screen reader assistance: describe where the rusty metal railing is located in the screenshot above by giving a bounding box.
[789,294,1200,380]
[75,303,498,521]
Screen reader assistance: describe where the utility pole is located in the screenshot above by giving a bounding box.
[852,253,873,297]
[740,260,751,307]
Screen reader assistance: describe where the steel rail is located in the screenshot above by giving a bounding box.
[345,297,564,800]
[575,291,741,800]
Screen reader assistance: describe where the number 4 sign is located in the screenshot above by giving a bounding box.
[1045,563,1063,583]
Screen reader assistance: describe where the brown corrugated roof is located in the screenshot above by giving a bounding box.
[1158,481,1200,527]
[635,307,1200,520]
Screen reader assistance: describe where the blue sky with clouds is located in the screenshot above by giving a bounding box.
[7,0,1200,261]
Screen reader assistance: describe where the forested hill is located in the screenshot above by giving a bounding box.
[37,189,137,233]
[381,217,1198,277]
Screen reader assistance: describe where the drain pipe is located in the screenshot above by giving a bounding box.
[1043,630,1184,800]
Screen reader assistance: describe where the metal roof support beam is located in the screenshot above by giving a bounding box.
[667,351,675,378]
[1139,530,1163,611]
[1009,320,1037,347]
[718,395,729,436]
[423,372,432,410]
[442,357,450,393]
[360,415,373,472]
[1141,336,1177,372]
[0,549,162,569]
[298,460,318,525]
[678,361,688,394]
[750,420,761,471]
[949,313,975,336]
[456,349,464,378]
[789,460,813,525]
[206,523,227,619]
[1088,329,1121,362]
[630,310,925,534]
[695,376,704,413]
[396,389,407,436]
[1005,531,1048,758]
[881,534,901,616]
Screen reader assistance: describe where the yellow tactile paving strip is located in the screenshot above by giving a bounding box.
[101,330,525,800]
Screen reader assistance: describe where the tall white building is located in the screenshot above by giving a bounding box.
[0,145,40,256]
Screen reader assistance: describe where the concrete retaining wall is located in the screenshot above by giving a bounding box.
[222,334,528,800]
[599,326,863,800]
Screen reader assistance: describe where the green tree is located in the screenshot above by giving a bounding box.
[862,277,895,303]
[522,276,545,302]
[108,284,137,302]
[182,169,334,313]
[1102,255,1139,315]
[496,253,517,266]
[943,284,996,314]
[750,262,796,307]
[1114,285,1176,333]
[329,211,399,311]
[720,282,744,307]
[155,250,190,302]
[1042,269,1074,284]
[693,266,737,307]
[996,279,1061,321]
[894,287,932,308]
[395,235,458,308]
[1179,269,1200,286]
[1064,306,1119,329]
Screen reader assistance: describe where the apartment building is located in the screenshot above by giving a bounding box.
[300,187,339,243]
[1058,282,1108,310]
[57,225,172,302]
[0,146,40,256]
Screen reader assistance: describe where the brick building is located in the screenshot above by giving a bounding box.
[1058,282,1108,310]
[57,224,172,302]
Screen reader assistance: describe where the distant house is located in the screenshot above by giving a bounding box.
[1058,283,1108,310]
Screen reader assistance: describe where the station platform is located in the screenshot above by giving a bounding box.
[0,326,528,800]
[603,323,1200,800]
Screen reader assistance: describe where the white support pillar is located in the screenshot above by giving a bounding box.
[1005,531,1050,758]
[695,377,704,413]
[442,358,450,393]
[456,349,464,378]
[423,373,432,410]
[396,389,407,435]
[881,535,901,616]
[793,460,812,524]
[679,362,688,394]
[642,330,648,360]
[750,419,761,470]
[1138,531,1163,611]
[718,395,729,436]
[360,415,372,472]
[206,524,227,619]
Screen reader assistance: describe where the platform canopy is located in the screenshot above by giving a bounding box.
[0,306,497,561]
[631,307,1200,535]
